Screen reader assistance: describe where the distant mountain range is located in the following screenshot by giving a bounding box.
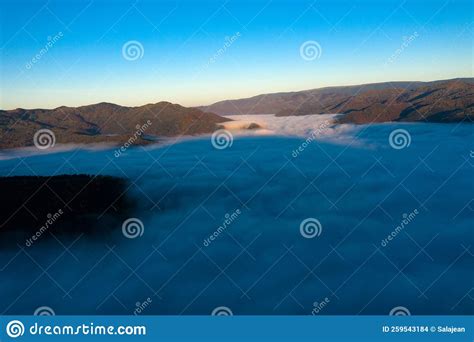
[200,78,474,124]
[1,78,472,150]
[0,102,228,149]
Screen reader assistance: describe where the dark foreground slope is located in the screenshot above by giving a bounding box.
[0,175,132,246]
[0,102,229,149]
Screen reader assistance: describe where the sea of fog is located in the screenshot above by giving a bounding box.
[0,115,472,315]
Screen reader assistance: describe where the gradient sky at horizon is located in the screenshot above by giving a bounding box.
[0,0,472,110]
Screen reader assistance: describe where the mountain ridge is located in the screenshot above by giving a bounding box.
[1,78,472,150]
[199,78,474,124]
[0,101,229,149]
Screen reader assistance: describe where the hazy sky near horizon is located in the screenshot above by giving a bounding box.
[0,0,472,110]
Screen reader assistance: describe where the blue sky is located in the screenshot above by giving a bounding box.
[0,0,472,109]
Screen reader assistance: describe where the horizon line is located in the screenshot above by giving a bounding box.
[2,76,472,111]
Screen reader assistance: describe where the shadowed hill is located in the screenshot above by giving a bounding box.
[0,175,133,246]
